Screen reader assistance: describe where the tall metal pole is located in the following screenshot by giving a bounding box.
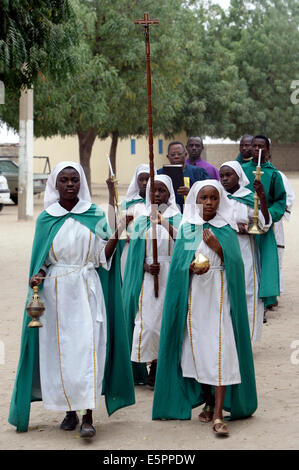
[134,12,159,297]
[18,87,34,220]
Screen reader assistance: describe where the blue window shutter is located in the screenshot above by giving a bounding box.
[131,139,136,155]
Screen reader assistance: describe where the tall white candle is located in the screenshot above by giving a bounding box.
[257,148,262,167]
[107,155,114,176]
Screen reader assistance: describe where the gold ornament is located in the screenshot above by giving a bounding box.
[193,253,210,270]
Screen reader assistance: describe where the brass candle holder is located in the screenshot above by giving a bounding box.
[26,286,45,328]
[247,165,265,235]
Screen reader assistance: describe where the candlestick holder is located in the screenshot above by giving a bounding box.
[247,166,265,235]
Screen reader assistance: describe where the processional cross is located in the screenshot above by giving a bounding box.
[134,13,160,297]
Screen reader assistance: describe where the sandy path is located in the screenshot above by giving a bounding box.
[0,175,298,450]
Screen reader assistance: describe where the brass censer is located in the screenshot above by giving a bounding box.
[26,286,45,328]
[193,253,210,270]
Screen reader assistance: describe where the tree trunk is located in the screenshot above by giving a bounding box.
[109,130,119,175]
[77,128,97,193]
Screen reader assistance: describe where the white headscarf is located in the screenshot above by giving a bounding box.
[181,179,237,230]
[145,174,180,218]
[44,161,91,210]
[220,160,251,197]
[125,164,156,202]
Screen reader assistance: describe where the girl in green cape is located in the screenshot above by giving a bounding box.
[219,160,271,338]
[9,162,135,437]
[106,164,156,279]
[152,180,257,437]
[122,174,182,388]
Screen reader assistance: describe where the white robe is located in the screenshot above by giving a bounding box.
[121,201,147,279]
[231,200,271,342]
[181,238,241,386]
[273,171,295,294]
[131,224,174,363]
[39,205,111,411]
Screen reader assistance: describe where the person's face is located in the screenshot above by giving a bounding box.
[196,185,220,221]
[252,138,269,163]
[154,181,170,206]
[219,166,240,194]
[186,138,203,159]
[167,144,186,165]
[56,167,80,201]
[239,137,253,158]
[137,172,149,198]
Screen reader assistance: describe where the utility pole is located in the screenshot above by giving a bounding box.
[18,87,34,220]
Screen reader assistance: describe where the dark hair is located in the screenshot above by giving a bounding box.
[240,134,254,142]
[167,141,186,154]
[253,135,270,149]
[187,136,203,145]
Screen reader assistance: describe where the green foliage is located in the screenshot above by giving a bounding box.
[1,0,299,152]
[221,0,299,142]
[0,0,77,89]
[2,0,185,140]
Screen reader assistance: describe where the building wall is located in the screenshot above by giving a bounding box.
[33,133,188,184]
[2,138,299,184]
[205,143,299,171]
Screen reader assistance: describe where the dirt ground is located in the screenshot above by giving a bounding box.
[0,175,299,451]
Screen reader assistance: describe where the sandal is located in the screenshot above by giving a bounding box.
[198,404,214,423]
[212,418,229,437]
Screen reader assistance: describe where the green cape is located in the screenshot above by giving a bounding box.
[235,153,253,165]
[122,213,182,384]
[242,161,286,223]
[227,192,280,302]
[152,222,257,420]
[118,198,146,271]
[8,204,135,432]
[121,198,145,211]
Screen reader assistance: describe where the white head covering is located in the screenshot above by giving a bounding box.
[181,179,237,230]
[145,174,180,218]
[220,160,251,197]
[125,164,156,202]
[44,161,91,212]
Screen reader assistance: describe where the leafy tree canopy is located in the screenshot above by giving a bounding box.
[0,0,77,89]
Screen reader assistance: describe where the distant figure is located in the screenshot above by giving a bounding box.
[158,141,209,212]
[236,135,254,164]
[242,135,286,312]
[266,154,295,297]
[186,136,219,180]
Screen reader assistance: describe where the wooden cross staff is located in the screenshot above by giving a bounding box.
[134,12,160,298]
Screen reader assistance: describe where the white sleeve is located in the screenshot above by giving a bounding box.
[93,236,115,271]
[279,172,295,221]
[39,253,52,275]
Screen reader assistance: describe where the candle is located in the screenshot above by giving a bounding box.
[107,155,114,177]
[257,148,262,167]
